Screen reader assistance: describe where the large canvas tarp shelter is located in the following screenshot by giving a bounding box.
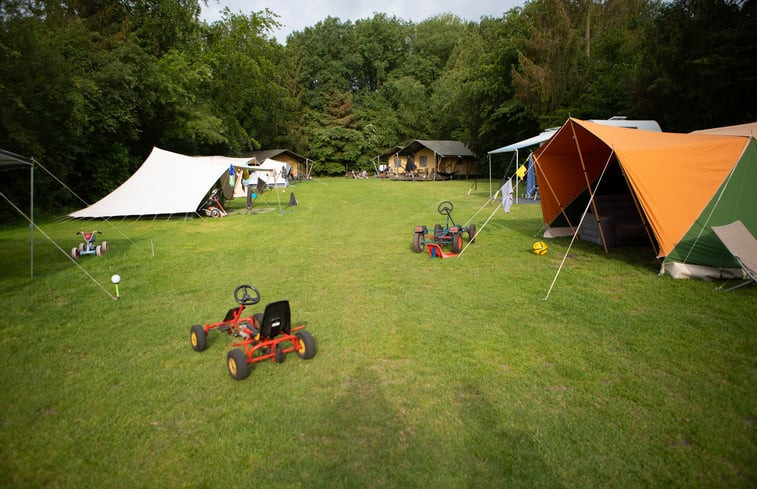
[69,147,258,218]
[533,118,756,279]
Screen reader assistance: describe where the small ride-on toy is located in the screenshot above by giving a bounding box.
[71,231,108,260]
[199,188,228,217]
[412,201,476,256]
[189,284,316,380]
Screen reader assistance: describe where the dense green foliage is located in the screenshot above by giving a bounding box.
[1,0,756,213]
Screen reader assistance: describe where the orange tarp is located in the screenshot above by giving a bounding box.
[534,118,749,257]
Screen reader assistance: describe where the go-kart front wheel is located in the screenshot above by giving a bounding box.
[190,325,207,352]
[468,224,477,243]
[295,331,317,360]
[227,349,250,380]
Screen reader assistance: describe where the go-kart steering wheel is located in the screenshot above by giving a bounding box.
[437,201,454,215]
[234,284,261,306]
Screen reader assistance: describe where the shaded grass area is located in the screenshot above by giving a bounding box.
[1,178,755,488]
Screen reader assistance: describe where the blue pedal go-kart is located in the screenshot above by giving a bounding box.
[412,201,476,255]
[71,231,108,260]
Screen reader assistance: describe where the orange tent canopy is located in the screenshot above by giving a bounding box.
[533,118,749,258]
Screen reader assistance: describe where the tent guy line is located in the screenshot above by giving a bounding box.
[540,150,614,301]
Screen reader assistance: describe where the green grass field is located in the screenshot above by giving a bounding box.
[1,178,755,488]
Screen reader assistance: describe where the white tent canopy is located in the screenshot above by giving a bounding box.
[252,158,291,188]
[488,129,559,155]
[69,147,257,218]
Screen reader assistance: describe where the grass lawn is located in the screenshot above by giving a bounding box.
[1,177,755,488]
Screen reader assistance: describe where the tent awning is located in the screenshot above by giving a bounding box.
[0,148,33,169]
[488,129,558,154]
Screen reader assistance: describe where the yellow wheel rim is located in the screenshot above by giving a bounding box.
[297,340,305,354]
[228,357,237,375]
[190,332,198,347]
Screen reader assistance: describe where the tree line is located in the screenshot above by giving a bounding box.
[1,0,755,213]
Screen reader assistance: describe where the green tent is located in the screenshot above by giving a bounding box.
[662,137,757,278]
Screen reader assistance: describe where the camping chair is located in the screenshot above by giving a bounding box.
[712,220,757,291]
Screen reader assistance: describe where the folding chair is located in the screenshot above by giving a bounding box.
[712,220,757,291]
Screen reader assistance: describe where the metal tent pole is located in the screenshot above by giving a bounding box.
[30,160,34,278]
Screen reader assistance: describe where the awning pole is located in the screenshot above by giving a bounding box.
[488,154,492,198]
[515,148,519,205]
[30,160,34,278]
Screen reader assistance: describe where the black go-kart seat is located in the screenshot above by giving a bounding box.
[259,300,291,340]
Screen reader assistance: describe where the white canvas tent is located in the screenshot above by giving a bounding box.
[252,158,291,188]
[69,147,259,218]
[227,157,291,198]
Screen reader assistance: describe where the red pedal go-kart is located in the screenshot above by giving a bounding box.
[189,284,316,380]
[71,231,108,260]
[412,201,476,256]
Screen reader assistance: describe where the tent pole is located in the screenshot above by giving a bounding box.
[515,149,519,205]
[488,154,492,198]
[570,121,609,253]
[30,160,34,278]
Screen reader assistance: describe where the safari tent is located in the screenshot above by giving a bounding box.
[246,149,312,180]
[69,147,258,218]
[533,118,756,279]
[395,140,477,178]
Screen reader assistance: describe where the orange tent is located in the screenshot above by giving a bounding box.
[533,118,754,277]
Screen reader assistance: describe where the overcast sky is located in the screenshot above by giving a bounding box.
[201,0,526,43]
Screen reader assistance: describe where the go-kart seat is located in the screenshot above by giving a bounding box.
[258,300,291,340]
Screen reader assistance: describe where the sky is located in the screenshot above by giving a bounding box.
[201,0,526,43]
